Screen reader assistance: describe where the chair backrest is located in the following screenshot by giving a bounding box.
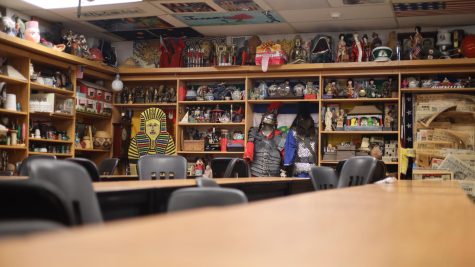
[337,156,378,188]
[18,155,57,176]
[28,160,103,224]
[0,180,74,226]
[369,161,387,183]
[167,187,248,212]
[98,158,119,175]
[309,166,338,190]
[211,157,250,178]
[0,220,65,238]
[138,155,187,180]
[66,158,101,182]
[196,177,219,187]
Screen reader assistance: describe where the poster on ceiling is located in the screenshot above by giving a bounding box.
[174,10,283,26]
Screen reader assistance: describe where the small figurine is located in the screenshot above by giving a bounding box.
[324,81,336,98]
[368,79,377,98]
[362,34,371,62]
[289,35,307,64]
[352,33,364,62]
[293,83,305,97]
[371,32,382,50]
[370,145,383,160]
[410,26,423,60]
[280,169,287,178]
[195,158,205,176]
[358,82,366,97]
[324,107,333,131]
[336,34,349,62]
[401,78,409,88]
[346,79,355,98]
[384,109,394,129]
[336,109,345,129]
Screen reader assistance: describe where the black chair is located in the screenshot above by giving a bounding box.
[211,157,250,178]
[66,158,101,182]
[28,160,103,224]
[0,181,74,229]
[18,155,57,176]
[0,220,65,238]
[337,159,387,184]
[337,156,378,188]
[98,158,119,175]
[196,177,219,187]
[167,187,248,212]
[138,155,187,180]
[309,166,338,190]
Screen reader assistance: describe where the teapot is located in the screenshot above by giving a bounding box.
[231,88,243,100]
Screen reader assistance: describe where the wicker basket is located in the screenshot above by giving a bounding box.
[183,140,204,151]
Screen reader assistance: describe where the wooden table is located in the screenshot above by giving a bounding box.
[0,180,472,267]
[95,177,313,220]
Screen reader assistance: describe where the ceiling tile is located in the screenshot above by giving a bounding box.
[193,22,295,36]
[264,0,330,10]
[47,2,167,21]
[397,14,475,28]
[279,5,394,23]
[291,18,397,33]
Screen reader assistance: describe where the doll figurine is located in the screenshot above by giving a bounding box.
[336,109,345,129]
[195,158,205,176]
[371,32,382,50]
[336,34,349,62]
[324,107,333,131]
[351,33,365,62]
[346,79,355,98]
[410,26,423,60]
[362,34,371,62]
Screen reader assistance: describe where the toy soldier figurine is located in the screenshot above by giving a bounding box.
[244,103,286,177]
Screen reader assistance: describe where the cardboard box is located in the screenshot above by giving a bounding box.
[30,93,55,113]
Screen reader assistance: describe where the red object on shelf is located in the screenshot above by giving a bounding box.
[462,35,475,58]
[304,94,317,99]
[179,86,186,101]
[220,137,228,152]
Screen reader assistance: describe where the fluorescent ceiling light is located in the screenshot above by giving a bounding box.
[22,0,142,9]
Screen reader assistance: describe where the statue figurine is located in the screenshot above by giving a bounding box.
[371,32,382,51]
[336,109,345,129]
[346,79,355,98]
[362,34,371,62]
[368,79,377,98]
[336,34,349,62]
[244,103,286,177]
[351,33,365,62]
[325,81,336,97]
[153,87,159,103]
[410,26,423,60]
[144,88,150,103]
[283,110,318,178]
[247,35,262,65]
[289,35,308,64]
[324,107,333,131]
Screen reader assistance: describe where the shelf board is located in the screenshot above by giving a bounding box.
[0,74,28,85]
[30,82,74,96]
[247,99,319,104]
[28,151,72,157]
[0,144,27,150]
[0,108,27,116]
[76,111,111,119]
[178,100,245,105]
[29,112,74,120]
[321,97,398,103]
[400,87,475,93]
[28,138,73,144]
[177,151,244,154]
[321,131,398,135]
[321,160,399,165]
[75,148,110,153]
[178,122,245,126]
[113,103,176,108]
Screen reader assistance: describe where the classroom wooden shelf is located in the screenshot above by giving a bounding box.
[30,82,74,96]
[0,74,28,85]
[178,100,245,105]
[76,111,111,119]
[178,122,246,126]
[320,160,399,165]
[0,108,27,116]
[28,151,72,157]
[321,97,399,103]
[177,151,244,154]
[29,112,74,120]
[113,103,176,108]
[247,99,319,104]
[28,138,73,144]
[0,145,27,150]
[400,87,475,93]
[75,148,111,153]
[320,131,398,135]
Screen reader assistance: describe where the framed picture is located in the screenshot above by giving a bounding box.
[397,31,437,60]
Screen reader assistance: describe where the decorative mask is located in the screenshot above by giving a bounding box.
[24,21,40,43]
